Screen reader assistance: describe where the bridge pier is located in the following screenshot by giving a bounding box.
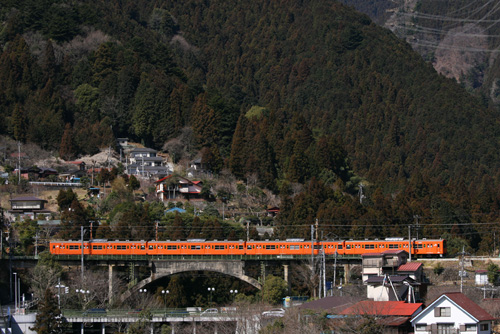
[108,265,114,303]
[283,264,290,292]
[343,264,350,283]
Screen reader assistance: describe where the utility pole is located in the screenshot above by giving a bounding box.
[311,225,315,297]
[81,226,85,284]
[408,225,412,262]
[413,215,420,240]
[322,247,326,298]
[17,141,21,184]
[459,246,467,293]
[333,251,338,295]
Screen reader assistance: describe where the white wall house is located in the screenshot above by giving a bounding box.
[411,292,494,334]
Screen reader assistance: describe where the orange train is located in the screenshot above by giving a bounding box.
[49,238,446,257]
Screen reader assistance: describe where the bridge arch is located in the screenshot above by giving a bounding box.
[121,260,261,302]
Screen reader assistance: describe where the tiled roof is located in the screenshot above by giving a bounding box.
[443,292,495,321]
[397,262,423,272]
[299,296,365,312]
[382,250,407,255]
[340,301,423,317]
[366,275,414,284]
[10,196,47,202]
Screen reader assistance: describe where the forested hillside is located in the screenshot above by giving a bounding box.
[1,0,500,254]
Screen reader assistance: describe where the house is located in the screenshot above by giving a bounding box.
[339,300,423,334]
[126,148,171,177]
[411,292,495,334]
[366,275,420,302]
[475,270,500,286]
[8,196,51,220]
[362,250,409,281]
[155,175,203,201]
[362,250,427,302]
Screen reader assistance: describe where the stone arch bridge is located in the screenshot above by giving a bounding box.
[120,260,264,302]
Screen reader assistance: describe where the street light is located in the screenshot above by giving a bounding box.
[13,272,17,314]
[208,287,215,306]
[162,290,169,314]
[139,288,147,293]
[229,289,238,303]
[76,289,90,310]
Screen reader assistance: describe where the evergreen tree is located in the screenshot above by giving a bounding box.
[31,289,65,334]
[59,123,74,161]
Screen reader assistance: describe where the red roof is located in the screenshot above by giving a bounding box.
[155,175,173,183]
[340,301,422,317]
[397,262,423,272]
[442,292,495,321]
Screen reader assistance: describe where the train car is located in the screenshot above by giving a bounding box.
[411,239,446,257]
[97,240,148,256]
[50,240,90,255]
[341,238,446,257]
[318,240,345,255]
[50,240,149,256]
[147,240,246,256]
[246,239,318,256]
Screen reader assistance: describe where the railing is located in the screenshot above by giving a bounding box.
[47,254,361,261]
[29,182,82,187]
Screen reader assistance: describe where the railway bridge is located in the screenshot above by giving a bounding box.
[5,254,361,302]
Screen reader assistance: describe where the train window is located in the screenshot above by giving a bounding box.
[415,244,423,249]
[338,245,343,249]
[149,246,154,250]
[389,244,398,249]
[239,245,243,249]
[214,245,224,250]
[265,245,276,250]
[346,245,351,249]
[117,245,127,250]
[92,245,103,250]
[191,245,201,250]
[365,245,375,249]
[69,245,79,250]
[141,245,145,250]
[247,246,252,249]
[167,245,177,250]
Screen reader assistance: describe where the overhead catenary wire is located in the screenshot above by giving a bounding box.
[393,0,500,53]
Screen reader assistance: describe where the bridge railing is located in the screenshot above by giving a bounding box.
[49,254,361,261]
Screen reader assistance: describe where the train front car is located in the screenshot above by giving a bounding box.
[412,239,446,257]
[50,240,90,256]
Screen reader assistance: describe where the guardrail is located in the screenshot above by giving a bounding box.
[29,182,83,187]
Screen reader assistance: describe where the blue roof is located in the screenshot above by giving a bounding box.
[166,207,186,213]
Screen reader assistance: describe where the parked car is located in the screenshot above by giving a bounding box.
[262,308,285,317]
[83,308,106,316]
[200,308,218,315]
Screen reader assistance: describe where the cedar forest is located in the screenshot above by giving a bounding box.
[1,0,500,259]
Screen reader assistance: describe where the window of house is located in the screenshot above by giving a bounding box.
[465,324,476,331]
[435,307,451,317]
[480,323,489,331]
[415,324,427,331]
[437,323,454,334]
